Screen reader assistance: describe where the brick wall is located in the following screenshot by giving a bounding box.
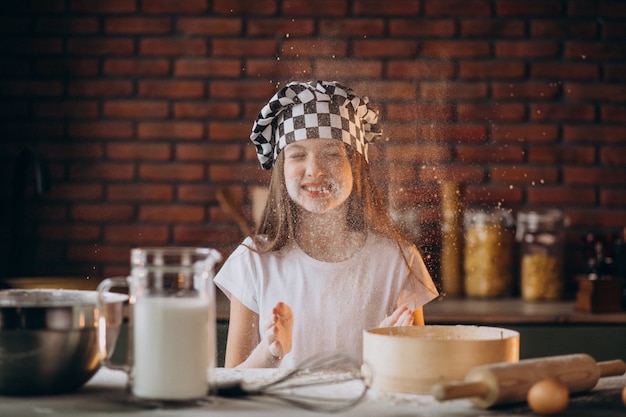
[1,0,625,293]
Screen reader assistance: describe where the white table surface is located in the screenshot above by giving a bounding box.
[1,367,625,417]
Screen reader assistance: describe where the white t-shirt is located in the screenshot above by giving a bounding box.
[214,232,439,368]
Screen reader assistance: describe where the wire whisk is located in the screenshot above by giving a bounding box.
[216,352,370,413]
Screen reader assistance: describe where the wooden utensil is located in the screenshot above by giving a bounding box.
[432,353,626,409]
[216,187,253,236]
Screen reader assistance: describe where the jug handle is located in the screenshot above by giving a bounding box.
[97,277,130,373]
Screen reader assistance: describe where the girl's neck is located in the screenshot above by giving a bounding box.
[295,207,367,262]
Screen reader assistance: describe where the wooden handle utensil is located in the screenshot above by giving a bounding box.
[432,353,626,408]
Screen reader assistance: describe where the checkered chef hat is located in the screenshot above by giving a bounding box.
[250,81,382,170]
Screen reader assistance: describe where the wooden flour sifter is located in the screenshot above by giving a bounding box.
[432,353,626,408]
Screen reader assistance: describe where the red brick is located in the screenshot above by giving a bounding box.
[139,163,205,181]
[108,184,174,201]
[566,209,626,229]
[70,0,137,13]
[107,143,172,160]
[139,205,205,222]
[36,17,100,34]
[600,146,626,165]
[176,144,241,161]
[70,162,135,181]
[565,83,626,102]
[41,141,105,162]
[209,164,269,182]
[104,100,169,118]
[527,145,596,164]
[496,0,564,16]
[244,59,312,78]
[71,204,135,221]
[418,165,486,183]
[104,225,170,243]
[68,121,134,139]
[353,0,420,15]
[569,1,626,17]
[492,124,559,143]
[0,81,63,96]
[208,122,250,141]
[420,124,487,142]
[387,61,456,80]
[280,39,347,58]
[68,80,134,97]
[67,244,130,264]
[140,38,207,56]
[138,122,204,140]
[32,101,99,118]
[354,39,418,58]
[104,58,171,76]
[602,105,626,123]
[39,224,101,241]
[385,145,452,163]
[564,167,626,186]
[421,41,490,58]
[213,0,277,15]
[174,102,241,119]
[456,144,525,162]
[459,62,525,79]
[48,184,104,200]
[527,186,596,205]
[173,225,242,246]
[213,39,277,57]
[210,80,277,100]
[530,103,595,121]
[248,18,315,36]
[138,80,206,98]
[319,19,384,37]
[600,190,626,207]
[282,0,348,16]
[175,58,241,77]
[491,165,559,184]
[315,59,383,79]
[565,41,625,60]
[563,125,626,143]
[177,18,242,35]
[492,82,560,100]
[461,20,525,37]
[67,38,135,56]
[178,185,219,203]
[141,0,208,13]
[387,103,454,122]
[352,81,417,101]
[424,0,491,16]
[605,64,626,81]
[458,103,525,121]
[531,62,598,80]
[105,17,171,34]
[603,21,626,39]
[35,59,99,76]
[420,82,489,100]
[495,41,560,58]
[389,19,455,37]
[463,184,524,205]
[531,20,597,38]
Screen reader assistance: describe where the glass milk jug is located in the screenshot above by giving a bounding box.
[98,247,221,403]
[516,209,566,300]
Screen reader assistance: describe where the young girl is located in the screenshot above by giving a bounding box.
[214,81,438,368]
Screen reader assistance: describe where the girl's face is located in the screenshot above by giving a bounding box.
[282,139,353,214]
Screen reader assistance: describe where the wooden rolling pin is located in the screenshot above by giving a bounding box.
[432,353,626,408]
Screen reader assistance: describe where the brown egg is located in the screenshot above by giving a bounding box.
[527,378,569,415]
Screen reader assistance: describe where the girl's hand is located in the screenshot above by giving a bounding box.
[264,302,294,358]
[379,305,414,327]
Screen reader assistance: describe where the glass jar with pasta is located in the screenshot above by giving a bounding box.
[463,209,515,298]
[516,209,566,301]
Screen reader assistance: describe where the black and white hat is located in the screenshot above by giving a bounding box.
[250,81,382,170]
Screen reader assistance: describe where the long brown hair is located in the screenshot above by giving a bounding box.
[251,144,413,254]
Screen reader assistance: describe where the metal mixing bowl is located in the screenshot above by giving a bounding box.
[0,289,127,396]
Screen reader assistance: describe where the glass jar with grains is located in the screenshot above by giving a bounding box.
[463,209,515,298]
[516,209,566,301]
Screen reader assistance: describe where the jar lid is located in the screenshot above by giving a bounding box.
[517,209,565,231]
[464,208,514,228]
